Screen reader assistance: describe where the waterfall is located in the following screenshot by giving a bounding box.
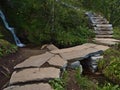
[0,10,25,47]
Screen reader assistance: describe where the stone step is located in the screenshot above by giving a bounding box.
[10,67,60,85]
[94,27,113,31]
[93,38,120,46]
[94,30,113,35]
[4,83,53,90]
[47,55,67,68]
[14,52,54,69]
[90,17,109,24]
[96,24,112,28]
[96,35,113,38]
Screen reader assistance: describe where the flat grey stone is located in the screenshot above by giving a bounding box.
[47,55,67,67]
[94,38,120,46]
[4,83,53,90]
[96,35,113,38]
[94,27,113,31]
[96,24,112,27]
[91,17,108,24]
[70,61,83,74]
[10,67,60,85]
[95,31,113,35]
[14,52,54,69]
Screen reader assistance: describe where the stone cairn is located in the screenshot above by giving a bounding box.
[3,43,109,90]
[86,12,120,46]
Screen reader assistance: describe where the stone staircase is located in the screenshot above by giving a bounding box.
[86,12,120,46]
[3,44,109,90]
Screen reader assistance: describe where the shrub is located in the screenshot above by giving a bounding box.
[10,0,94,47]
[82,0,120,27]
[98,48,120,84]
[113,27,120,39]
[0,39,17,57]
[98,83,120,90]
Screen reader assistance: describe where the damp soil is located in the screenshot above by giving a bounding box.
[0,46,46,90]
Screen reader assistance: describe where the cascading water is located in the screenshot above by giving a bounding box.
[0,10,25,47]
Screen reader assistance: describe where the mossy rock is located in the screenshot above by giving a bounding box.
[0,39,17,57]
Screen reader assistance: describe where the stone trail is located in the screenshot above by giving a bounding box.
[86,12,120,46]
[3,43,109,90]
[4,12,119,90]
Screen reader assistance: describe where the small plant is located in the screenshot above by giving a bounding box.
[98,48,120,84]
[49,71,68,90]
[75,68,98,90]
[113,27,120,40]
[0,39,18,57]
[49,78,65,90]
[98,83,120,90]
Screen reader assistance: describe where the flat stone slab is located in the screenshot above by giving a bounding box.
[60,45,109,61]
[94,38,120,45]
[10,67,60,85]
[4,83,53,90]
[41,44,59,51]
[14,52,54,69]
[95,30,113,35]
[46,44,59,51]
[96,35,113,38]
[90,17,108,24]
[50,43,109,61]
[47,55,67,67]
[94,27,113,31]
[51,43,97,54]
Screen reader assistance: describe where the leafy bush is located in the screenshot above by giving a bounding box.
[75,68,98,90]
[98,48,120,84]
[0,39,17,57]
[82,0,120,27]
[113,27,120,39]
[98,83,120,90]
[10,0,94,47]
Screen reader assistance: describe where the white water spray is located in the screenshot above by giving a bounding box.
[0,10,25,47]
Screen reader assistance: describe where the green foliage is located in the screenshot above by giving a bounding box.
[75,68,98,90]
[49,71,68,90]
[82,0,120,27]
[98,83,120,90]
[98,48,120,84]
[49,78,65,90]
[10,0,94,47]
[0,39,17,57]
[113,27,120,39]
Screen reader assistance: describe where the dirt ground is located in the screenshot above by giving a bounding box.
[0,46,46,90]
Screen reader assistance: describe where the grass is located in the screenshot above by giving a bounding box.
[98,45,120,84]
[113,27,120,40]
[0,39,18,57]
[49,71,68,90]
